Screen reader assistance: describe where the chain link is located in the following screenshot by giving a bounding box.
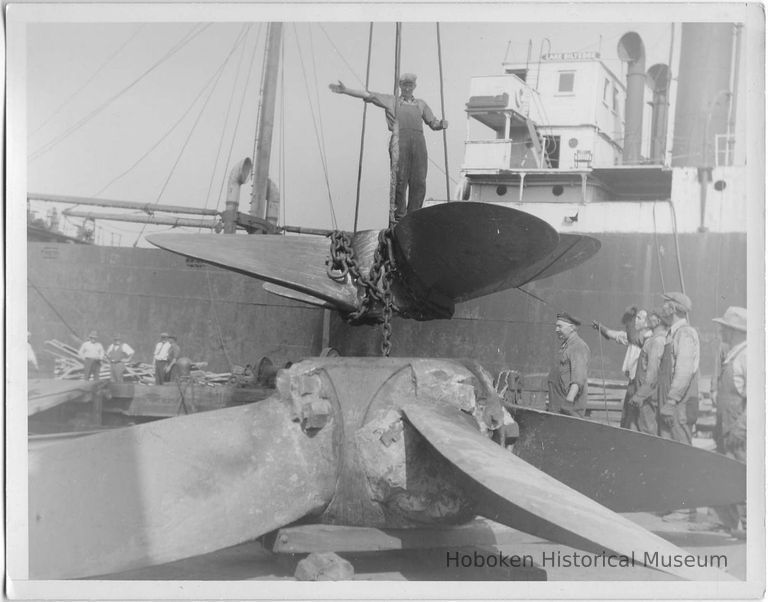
[326,228,395,356]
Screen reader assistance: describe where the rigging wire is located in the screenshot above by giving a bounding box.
[31,24,212,161]
[652,201,666,292]
[279,30,287,230]
[292,23,339,229]
[317,24,366,88]
[91,28,251,199]
[435,23,451,200]
[131,25,250,246]
[28,280,82,338]
[213,24,265,214]
[30,24,147,137]
[353,23,374,233]
[666,198,687,296]
[201,24,253,222]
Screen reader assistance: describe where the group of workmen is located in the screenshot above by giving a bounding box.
[76,330,181,385]
[549,292,747,536]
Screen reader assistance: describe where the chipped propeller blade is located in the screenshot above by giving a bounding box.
[28,399,338,579]
[402,402,736,581]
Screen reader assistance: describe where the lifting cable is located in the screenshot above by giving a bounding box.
[435,23,451,200]
[388,23,402,227]
[28,279,82,339]
[353,23,375,233]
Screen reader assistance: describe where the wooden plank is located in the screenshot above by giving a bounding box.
[273,518,524,554]
[27,379,96,415]
[402,402,735,582]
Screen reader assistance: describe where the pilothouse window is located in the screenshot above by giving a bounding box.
[558,71,575,93]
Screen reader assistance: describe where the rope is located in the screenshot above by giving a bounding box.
[132,25,250,246]
[292,24,338,229]
[353,23,374,233]
[213,24,264,213]
[652,201,666,292]
[30,24,147,136]
[667,198,687,296]
[28,280,82,339]
[201,24,252,223]
[205,270,234,369]
[31,24,211,161]
[596,328,610,417]
[435,23,451,200]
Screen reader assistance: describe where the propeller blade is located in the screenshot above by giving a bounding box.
[146,233,358,312]
[510,406,746,512]
[402,402,736,581]
[263,282,336,308]
[392,202,560,303]
[514,233,601,286]
[29,399,338,579]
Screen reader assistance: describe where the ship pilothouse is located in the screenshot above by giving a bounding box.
[458,43,675,212]
[452,30,747,237]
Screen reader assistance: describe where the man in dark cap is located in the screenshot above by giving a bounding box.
[330,72,448,224]
[656,291,699,444]
[152,332,171,385]
[548,312,591,418]
[627,307,668,435]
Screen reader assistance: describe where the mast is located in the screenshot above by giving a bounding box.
[250,22,283,222]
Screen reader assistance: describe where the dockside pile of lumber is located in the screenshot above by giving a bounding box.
[43,339,233,386]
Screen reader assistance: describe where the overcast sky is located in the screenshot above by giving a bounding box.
[25,16,693,244]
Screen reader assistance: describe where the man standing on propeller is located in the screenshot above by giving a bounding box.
[330,73,448,224]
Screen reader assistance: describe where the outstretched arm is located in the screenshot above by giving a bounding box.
[329,80,371,100]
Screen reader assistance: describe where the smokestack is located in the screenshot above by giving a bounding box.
[617,32,646,165]
[646,64,670,164]
[671,24,734,167]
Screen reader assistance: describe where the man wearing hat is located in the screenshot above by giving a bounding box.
[78,330,105,381]
[548,312,591,418]
[709,306,747,536]
[656,292,699,444]
[153,332,172,385]
[165,334,182,382]
[105,334,135,384]
[330,73,448,224]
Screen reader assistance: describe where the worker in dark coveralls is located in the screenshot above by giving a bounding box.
[710,306,747,537]
[329,73,448,223]
[592,306,650,428]
[656,292,699,444]
[627,308,668,435]
[548,312,590,418]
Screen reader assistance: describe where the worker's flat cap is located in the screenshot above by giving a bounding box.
[88,330,98,338]
[160,332,169,337]
[662,291,692,312]
[712,306,747,332]
[556,312,581,326]
[399,72,417,83]
[113,333,122,339]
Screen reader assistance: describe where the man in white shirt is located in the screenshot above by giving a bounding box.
[78,330,105,381]
[153,332,171,385]
[106,334,135,383]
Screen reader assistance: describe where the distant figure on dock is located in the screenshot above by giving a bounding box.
[165,334,181,382]
[626,308,668,435]
[106,334,135,383]
[153,332,172,385]
[78,330,105,381]
[656,292,699,445]
[548,312,590,418]
[28,331,39,375]
[592,306,651,429]
[330,72,448,223]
